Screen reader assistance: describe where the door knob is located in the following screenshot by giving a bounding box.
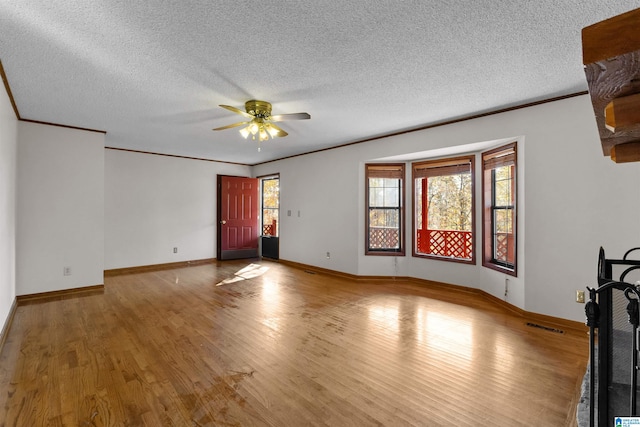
[220,220,227,225]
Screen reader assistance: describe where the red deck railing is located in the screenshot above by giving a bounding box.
[368,227,400,249]
[416,229,472,259]
[263,220,277,236]
[494,232,514,264]
[367,228,474,259]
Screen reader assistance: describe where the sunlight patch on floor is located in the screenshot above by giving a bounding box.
[216,263,270,286]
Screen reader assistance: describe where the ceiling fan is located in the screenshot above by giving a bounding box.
[213,100,310,147]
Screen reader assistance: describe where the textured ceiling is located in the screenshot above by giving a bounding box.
[0,1,638,165]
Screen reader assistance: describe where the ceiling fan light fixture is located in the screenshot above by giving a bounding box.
[239,126,251,139]
[265,123,279,137]
[259,127,269,141]
[249,121,259,135]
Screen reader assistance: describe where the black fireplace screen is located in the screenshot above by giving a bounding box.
[586,247,640,426]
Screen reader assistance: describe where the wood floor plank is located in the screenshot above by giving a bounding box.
[0,259,588,426]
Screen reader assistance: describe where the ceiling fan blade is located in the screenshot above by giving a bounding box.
[270,112,310,122]
[269,123,288,137]
[219,105,254,119]
[213,121,248,131]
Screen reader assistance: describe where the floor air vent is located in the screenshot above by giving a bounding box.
[526,322,564,334]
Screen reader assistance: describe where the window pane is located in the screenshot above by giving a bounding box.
[369,178,399,207]
[493,234,511,264]
[369,208,398,227]
[425,173,472,232]
[369,208,400,249]
[494,166,513,206]
[263,209,278,226]
[370,187,383,206]
[494,208,513,234]
[383,187,399,207]
[370,177,383,188]
[262,179,279,208]
[415,180,423,230]
[383,178,398,187]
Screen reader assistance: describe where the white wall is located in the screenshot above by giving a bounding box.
[255,155,361,274]
[0,80,17,330]
[104,149,250,269]
[16,122,105,295]
[254,95,640,322]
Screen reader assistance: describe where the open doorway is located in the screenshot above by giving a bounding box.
[260,174,279,259]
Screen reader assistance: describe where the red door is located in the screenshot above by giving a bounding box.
[217,175,259,260]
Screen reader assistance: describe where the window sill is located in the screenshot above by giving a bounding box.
[365,250,405,256]
[482,261,517,277]
[413,252,475,265]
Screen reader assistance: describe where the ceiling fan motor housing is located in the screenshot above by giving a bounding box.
[245,100,272,118]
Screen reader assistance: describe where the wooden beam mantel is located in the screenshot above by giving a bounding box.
[582,8,640,163]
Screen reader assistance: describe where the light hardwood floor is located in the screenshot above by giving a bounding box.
[0,260,588,426]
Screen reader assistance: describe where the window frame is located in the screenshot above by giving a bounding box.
[482,142,517,276]
[365,163,405,256]
[411,155,475,264]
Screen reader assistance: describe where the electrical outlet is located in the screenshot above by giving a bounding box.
[63,266,72,276]
[326,252,330,259]
[576,290,585,303]
[173,247,178,253]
